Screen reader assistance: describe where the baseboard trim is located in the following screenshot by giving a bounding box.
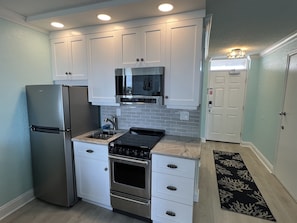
[241,141,274,173]
[0,189,35,221]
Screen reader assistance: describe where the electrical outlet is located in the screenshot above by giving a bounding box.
[180,111,189,121]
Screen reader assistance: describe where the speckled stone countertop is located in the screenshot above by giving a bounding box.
[151,135,201,160]
[71,130,126,145]
[72,131,201,160]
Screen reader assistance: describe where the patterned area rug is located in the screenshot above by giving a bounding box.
[213,150,276,222]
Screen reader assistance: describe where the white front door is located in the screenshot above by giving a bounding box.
[275,52,297,202]
[206,70,246,143]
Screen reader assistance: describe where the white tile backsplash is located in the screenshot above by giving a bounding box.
[100,105,200,138]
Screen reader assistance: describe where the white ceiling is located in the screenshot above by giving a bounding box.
[207,0,297,58]
[1,0,297,58]
[0,0,203,31]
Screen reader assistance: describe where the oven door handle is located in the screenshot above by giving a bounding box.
[110,193,150,206]
[109,155,149,166]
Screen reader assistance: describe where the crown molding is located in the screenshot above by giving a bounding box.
[261,30,297,56]
[0,7,48,34]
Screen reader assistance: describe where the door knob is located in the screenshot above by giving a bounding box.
[279,112,287,116]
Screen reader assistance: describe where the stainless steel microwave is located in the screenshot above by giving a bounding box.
[115,67,165,105]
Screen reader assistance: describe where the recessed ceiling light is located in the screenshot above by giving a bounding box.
[158,3,174,12]
[51,22,64,28]
[97,14,111,21]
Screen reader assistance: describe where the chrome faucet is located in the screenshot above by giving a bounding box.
[104,115,118,130]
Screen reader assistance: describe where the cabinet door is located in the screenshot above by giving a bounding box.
[67,36,88,80]
[116,24,165,67]
[152,197,193,223]
[152,154,196,178]
[51,36,88,80]
[165,19,203,109]
[152,172,194,205]
[117,28,140,67]
[88,32,118,106]
[73,142,111,208]
[75,156,110,207]
[51,38,69,80]
[141,24,165,66]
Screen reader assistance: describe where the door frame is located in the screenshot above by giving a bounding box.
[205,68,248,143]
[273,49,297,202]
[274,49,297,170]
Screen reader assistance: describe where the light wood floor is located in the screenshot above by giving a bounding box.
[2,141,297,223]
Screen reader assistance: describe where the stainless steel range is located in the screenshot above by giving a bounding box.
[108,127,165,221]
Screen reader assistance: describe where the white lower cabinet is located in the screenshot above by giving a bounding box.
[73,141,111,209]
[152,197,193,223]
[151,154,197,223]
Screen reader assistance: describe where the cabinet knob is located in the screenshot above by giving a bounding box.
[86,149,94,153]
[65,72,68,75]
[140,58,144,62]
[165,96,169,99]
[136,58,139,62]
[104,167,108,171]
[166,211,176,217]
[69,72,72,75]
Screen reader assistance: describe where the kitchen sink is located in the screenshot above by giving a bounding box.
[87,130,117,140]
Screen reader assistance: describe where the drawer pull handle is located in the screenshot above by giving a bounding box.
[167,164,178,169]
[167,185,177,191]
[86,149,94,153]
[166,211,176,217]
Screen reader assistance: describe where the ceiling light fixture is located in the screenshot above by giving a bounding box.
[158,3,174,12]
[97,14,111,21]
[227,48,246,58]
[51,22,64,28]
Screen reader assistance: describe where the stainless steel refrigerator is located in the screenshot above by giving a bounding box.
[26,85,99,207]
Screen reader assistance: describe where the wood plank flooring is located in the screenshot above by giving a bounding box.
[1,141,297,223]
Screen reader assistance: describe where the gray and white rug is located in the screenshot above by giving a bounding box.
[213,150,276,222]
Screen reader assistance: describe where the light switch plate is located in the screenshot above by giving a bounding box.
[180,111,189,121]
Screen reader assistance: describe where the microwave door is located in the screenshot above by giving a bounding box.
[125,68,132,95]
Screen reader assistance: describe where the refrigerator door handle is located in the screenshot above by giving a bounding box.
[30,125,60,134]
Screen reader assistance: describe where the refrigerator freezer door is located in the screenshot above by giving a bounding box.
[30,129,76,207]
[26,85,70,130]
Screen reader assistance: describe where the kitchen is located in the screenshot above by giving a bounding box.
[1,0,297,223]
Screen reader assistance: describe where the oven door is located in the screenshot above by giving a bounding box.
[109,155,151,199]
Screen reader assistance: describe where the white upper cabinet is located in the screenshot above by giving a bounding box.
[116,24,165,68]
[51,36,88,80]
[164,18,203,110]
[88,31,118,106]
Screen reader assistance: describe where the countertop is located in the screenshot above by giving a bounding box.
[72,130,201,160]
[71,130,126,145]
[151,135,201,160]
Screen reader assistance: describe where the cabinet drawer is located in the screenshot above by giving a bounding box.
[152,172,194,205]
[152,154,196,178]
[73,141,108,161]
[152,197,193,223]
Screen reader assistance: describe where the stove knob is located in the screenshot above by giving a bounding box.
[125,149,130,156]
[133,150,138,157]
[118,147,123,154]
[143,151,149,159]
[139,151,144,158]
